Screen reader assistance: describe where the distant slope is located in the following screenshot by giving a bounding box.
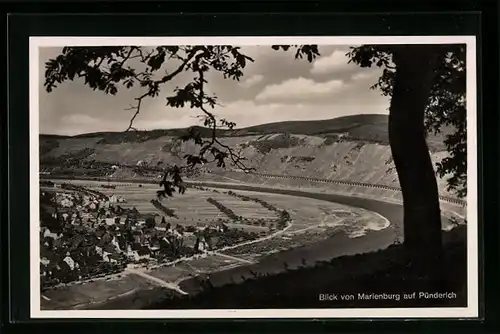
[240,114,388,136]
[40,114,451,150]
[41,114,389,141]
[38,114,458,197]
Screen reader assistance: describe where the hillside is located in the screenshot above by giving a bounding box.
[39,114,459,197]
[49,114,389,140]
[41,114,452,150]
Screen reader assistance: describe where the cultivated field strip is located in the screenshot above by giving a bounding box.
[87,184,279,223]
[214,197,277,220]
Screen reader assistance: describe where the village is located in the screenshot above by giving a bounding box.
[39,181,290,290]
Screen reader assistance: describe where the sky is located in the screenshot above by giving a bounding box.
[38,45,390,136]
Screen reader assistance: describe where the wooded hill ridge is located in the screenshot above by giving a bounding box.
[40,114,452,152]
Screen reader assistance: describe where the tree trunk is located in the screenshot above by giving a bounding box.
[389,46,443,280]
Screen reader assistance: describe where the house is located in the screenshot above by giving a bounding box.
[70,234,84,249]
[127,250,141,262]
[99,200,110,209]
[72,221,84,229]
[82,217,93,227]
[102,242,116,253]
[111,236,121,252]
[60,198,73,208]
[132,230,144,244]
[126,244,136,258]
[95,245,103,256]
[104,217,115,226]
[137,248,151,260]
[209,236,219,247]
[102,251,111,262]
[43,228,61,240]
[116,236,127,251]
[95,229,106,238]
[195,237,209,252]
[98,232,113,246]
[52,237,64,249]
[127,245,150,262]
[161,236,171,245]
[63,253,76,270]
[149,240,161,256]
[183,231,195,238]
[109,253,122,264]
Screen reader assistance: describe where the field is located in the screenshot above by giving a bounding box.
[72,181,280,226]
[60,180,389,236]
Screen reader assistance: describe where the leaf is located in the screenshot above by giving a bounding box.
[147,51,166,71]
[124,78,134,88]
[237,54,246,68]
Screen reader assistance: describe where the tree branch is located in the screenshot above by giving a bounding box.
[195,68,254,172]
[123,47,205,132]
[124,98,144,132]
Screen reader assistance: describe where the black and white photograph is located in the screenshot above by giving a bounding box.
[30,36,478,318]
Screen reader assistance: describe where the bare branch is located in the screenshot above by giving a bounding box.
[158,47,204,85]
[124,97,144,132]
[120,47,136,66]
[136,47,155,62]
[194,68,255,172]
[123,47,205,132]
